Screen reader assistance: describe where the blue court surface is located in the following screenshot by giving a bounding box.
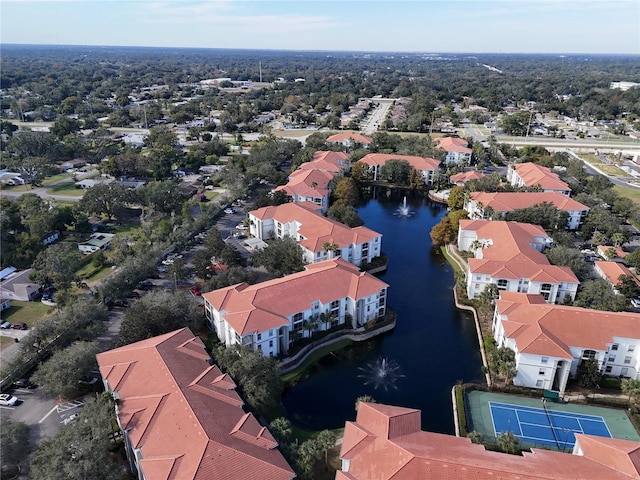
[489,401,611,449]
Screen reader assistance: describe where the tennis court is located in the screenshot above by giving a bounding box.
[489,401,611,450]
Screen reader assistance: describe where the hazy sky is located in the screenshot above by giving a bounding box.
[2,0,639,54]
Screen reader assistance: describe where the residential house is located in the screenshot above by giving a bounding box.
[273,169,336,213]
[0,171,25,186]
[507,162,572,195]
[493,291,640,393]
[96,328,295,480]
[59,158,87,170]
[458,220,579,303]
[358,153,440,185]
[325,133,372,148]
[0,267,41,301]
[202,258,389,357]
[78,232,115,254]
[594,261,639,294]
[248,202,382,266]
[435,137,473,165]
[449,170,486,186]
[597,245,628,261]
[42,230,60,246]
[464,192,590,229]
[0,297,11,312]
[337,401,640,480]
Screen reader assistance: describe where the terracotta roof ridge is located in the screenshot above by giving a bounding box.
[136,393,170,447]
[205,438,295,476]
[230,413,279,449]
[188,381,244,407]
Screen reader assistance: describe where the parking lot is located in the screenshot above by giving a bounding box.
[0,189,266,446]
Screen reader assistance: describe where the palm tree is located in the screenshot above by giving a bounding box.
[316,429,337,465]
[497,430,520,454]
[320,310,334,330]
[467,431,484,444]
[621,378,640,404]
[355,395,376,412]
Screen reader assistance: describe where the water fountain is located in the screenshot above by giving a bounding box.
[396,196,413,217]
[357,357,405,391]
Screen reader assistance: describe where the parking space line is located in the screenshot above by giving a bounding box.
[56,399,83,413]
[39,405,58,423]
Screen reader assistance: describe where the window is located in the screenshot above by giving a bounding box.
[536,380,543,387]
[257,333,262,341]
[608,355,616,362]
[629,345,636,352]
[605,366,613,373]
[611,344,619,351]
[269,340,273,348]
[624,356,632,364]
[622,368,629,376]
[541,357,548,364]
[270,330,274,337]
[497,279,508,290]
[539,369,545,375]
[582,350,596,360]
[257,345,262,351]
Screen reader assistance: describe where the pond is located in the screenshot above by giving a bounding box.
[282,191,484,434]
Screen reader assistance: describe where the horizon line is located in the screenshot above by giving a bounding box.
[2,43,638,57]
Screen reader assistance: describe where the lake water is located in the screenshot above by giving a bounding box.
[282,192,484,434]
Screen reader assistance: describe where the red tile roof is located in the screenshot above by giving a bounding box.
[450,171,486,184]
[202,259,388,336]
[359,153,440,171]
[298,151,350,173]
[594,260,639,287]
[435,136,472,153]
[326,133,372,145]
[510,162,571,192]
[460,220,578,284]
[597,245,628,259]
[249,202,380,253]
[274,169,336,197]
[338,402,640,480]
[469,192,589,213]
[96,329,294,480]
[496,292,640,356]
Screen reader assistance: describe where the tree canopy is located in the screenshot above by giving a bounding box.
[251,236,306,277]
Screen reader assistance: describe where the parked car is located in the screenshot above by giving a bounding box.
[101,297,114,310]
[236,223,248,230]
[13,378,37,389]
[126,292,141,299]
[0,321,12,329]
[631,298,640,308]
[224,208,236,214]
[113,299,130,308]
[12,323,28,330]
[0,394,19,406]
[78,375,98,386]
[235,234,247,240]
[190,285,202,297]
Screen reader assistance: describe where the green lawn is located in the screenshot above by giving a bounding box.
[42,172,73,186]
[46,183,85,196]
[204,190,220,200]
[613,185,640,205]
[0,300,56,326]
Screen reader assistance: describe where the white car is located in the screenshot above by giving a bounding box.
[224,208,236,214]
[236,223,248,230]
[631,298,640,308]
[0,394,19,406]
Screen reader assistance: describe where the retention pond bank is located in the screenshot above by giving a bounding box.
[282,192,484,434]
